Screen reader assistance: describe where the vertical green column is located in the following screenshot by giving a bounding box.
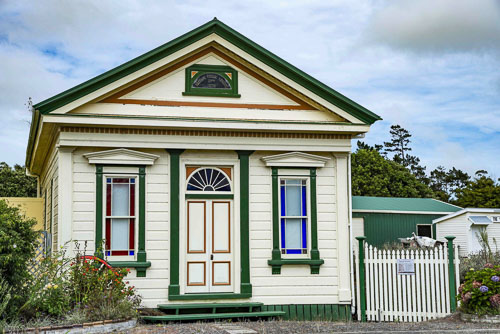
[136,166,147,277]
[356,236,367,322]
[237,150,253,295]
[446,236,457,312]
[270,167,281,274]
[95,165,103,256]
[167,149,184,298]
[309,168,321,274]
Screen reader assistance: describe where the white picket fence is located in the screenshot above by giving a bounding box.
[356,244,460,322]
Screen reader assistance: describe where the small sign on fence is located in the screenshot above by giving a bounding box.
[397,259,415,275]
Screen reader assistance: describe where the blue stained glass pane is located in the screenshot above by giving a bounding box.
[302,185,306,216]
[206,168,213,183]
[217,184,231,192]
[106,178,112,183]
[280,219,286,249]
[302,218,307,248]
[280,186,286,216]
[106,251,111,256]
[129,251,134,255]
[130,179,135,184]
[286,249,302,254]
[187,184,199,191]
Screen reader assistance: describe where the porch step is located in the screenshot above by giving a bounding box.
[157,302,263,314]
[141,311,286,322]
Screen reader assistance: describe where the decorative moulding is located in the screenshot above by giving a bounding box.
[84,148,159,165]
[261,151,330,168]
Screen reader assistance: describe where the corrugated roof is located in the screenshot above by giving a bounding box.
[352,196,462,213]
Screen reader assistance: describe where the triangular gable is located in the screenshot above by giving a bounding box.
[32,19,381,125]
[84,148,159,165]
[97,46,317,112]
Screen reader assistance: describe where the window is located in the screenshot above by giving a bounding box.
[183,64,240,98]
[280,178,308,255]
[492,216,500,223]
[186,168,231,192]
[105,177,136,256]
[417,224,432,238]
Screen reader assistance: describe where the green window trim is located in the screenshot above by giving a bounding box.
[183,64,240,98]
[184,194,234,200]
[168,293,252,301]
[95,165,149,277]
[269,167,323,274]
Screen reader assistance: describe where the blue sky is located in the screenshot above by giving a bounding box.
[0,0,499,178]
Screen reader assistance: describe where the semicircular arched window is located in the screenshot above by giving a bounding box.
[187,168,231,192]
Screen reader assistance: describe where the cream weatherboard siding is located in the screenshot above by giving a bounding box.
[40,147,59,251]
[435,215,469,256]
[248,151,341,305]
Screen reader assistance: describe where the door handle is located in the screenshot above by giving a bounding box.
[211,254,214,260]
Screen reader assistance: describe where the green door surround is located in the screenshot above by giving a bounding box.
[167,149,253,300]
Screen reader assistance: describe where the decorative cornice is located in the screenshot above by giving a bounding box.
[84,148,159,165]
[61,126,352,140]
[261,151,331,168]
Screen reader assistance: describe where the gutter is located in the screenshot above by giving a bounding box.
[348,153,356,315]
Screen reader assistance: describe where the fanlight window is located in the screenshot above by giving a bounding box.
[187,168,231,192]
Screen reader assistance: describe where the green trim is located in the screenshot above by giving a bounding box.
[157,302,263,310]
[27,19,381,167]
[167,149,184,298]
[269,167,323,274]
[446,236,457,312]
[356,236,367,322]
[184,64,240,98]
[142,311,284,321]
[94,164,149,277]
[261,304,351,321]
[168,293,252,301]
[185,194,234,199]
[236,150,253,295]
[95,166,103,257]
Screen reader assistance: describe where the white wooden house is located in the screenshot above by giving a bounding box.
[26,19,381,320]
[434,208,500,256]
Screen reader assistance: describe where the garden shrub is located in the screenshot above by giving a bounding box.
[458,264,500,316]
[460,250,500,282]
[0,199,38,316]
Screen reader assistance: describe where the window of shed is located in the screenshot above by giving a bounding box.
[417,225,432,238]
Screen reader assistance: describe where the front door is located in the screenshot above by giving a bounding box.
[185,199,233,293]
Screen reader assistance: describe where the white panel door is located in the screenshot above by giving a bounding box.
[185,200,233,293]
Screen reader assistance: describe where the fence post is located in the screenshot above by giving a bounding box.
[356,236,367,322]
[445,236,457,312]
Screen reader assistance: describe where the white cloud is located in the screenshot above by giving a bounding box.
[366,0,500,53]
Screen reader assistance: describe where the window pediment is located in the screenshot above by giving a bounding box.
[84,148,159,165]
[261,152,330,168]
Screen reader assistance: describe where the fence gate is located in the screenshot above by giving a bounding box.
[355,236,460,322]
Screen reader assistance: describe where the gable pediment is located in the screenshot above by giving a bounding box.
[261,152,330,168]
[84,148,159,165]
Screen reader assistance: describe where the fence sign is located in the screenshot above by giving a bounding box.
[397,259,415,275]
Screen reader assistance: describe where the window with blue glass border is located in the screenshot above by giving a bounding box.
[280,178,308,255]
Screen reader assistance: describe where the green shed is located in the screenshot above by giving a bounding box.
[352,196,461,247]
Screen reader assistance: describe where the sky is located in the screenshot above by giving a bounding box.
[0,0,499,178]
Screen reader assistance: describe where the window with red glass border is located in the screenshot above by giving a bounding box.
[105,177,136,257]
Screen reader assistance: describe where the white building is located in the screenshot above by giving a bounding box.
[26,19,381,319]
[434,208,500,256]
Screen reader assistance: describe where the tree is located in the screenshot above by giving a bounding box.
[351,148,434,198]
[0,200,38,316]
[454,171,500,208]
[0,163,37,197]
[384,125,412,166]
[429,166,471,202]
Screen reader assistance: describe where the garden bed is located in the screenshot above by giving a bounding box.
[460,313,500,324]
[6,319,136,334]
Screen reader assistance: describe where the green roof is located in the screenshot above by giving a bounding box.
[352,196,462,213]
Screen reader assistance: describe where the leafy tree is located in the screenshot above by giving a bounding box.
[351,148,434,198]
[0,162,37,197]
[454,171,500,208]
[356,140,384,153]
[383,125,412,166]
[429,166,471,202]
[0,200,38,316]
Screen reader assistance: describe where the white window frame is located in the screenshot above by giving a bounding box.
[278,176,311,259]
[103,173,138,261]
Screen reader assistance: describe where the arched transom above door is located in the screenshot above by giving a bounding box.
[186,167,232,192]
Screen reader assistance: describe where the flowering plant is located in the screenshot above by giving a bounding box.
[458,263,500,316]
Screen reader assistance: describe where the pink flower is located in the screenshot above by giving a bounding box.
[484,263,494,269]
[472,281,482,289]
[490,294,500,308]
[458,283,464,293]
[462,292,472,303]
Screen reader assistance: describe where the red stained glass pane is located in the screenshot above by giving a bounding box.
[129,218,135,250]
[130,183,135,216]
[105,218,111,250]
[111,250,128,256]
[106,184,111,216]
[113,178,130,183]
